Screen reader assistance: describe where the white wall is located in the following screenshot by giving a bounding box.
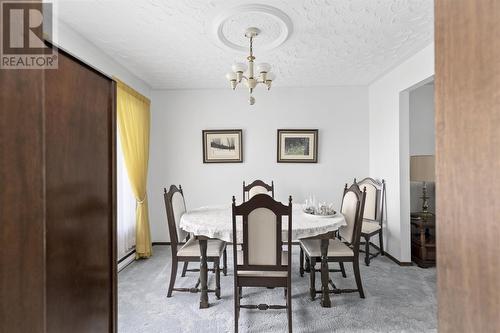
[149,87,369,242]
[368,43,434,262]
[410,84,435,156]
[50,20,150,97]
[410,84,435,213]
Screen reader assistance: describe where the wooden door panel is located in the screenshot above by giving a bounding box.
[435,0,500,331]
[0,58,45,333]
[44,49,115,333]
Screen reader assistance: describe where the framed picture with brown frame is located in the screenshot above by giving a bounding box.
[277,129,318,163]
[202,129,243,163]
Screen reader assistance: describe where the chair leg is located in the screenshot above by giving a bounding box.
[239,286,243,299]
[223,248,228,276]
[309,257,316,300]
[299,247,304,277]
[364,235,370,266]
[234,282,239,333]
[353,259,365,299]
[181,261,188,277]
[379,231,385,256]
[215,259,221,299]
[339,262,347,278]
[167,258,178,297]
[287,285,292,333]
[305,256,311,273]
[284,287,287,299]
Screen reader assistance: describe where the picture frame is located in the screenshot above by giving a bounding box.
[202,129,243,163]
[277,129,318,163]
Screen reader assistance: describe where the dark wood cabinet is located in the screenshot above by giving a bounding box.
[0,44,116,332]
[411,212,436,268]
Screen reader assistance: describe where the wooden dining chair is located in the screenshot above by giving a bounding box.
[299,183,366,300]
[164,185,227,299]
[242,179,274,202]
[232,194,292,333]
[355,177,386,266]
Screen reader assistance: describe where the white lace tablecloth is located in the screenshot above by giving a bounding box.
[180,204,346,243]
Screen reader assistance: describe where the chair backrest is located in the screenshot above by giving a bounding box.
[339,183,366,249]
[355,177,385,224]
[243,180,274,202]
[163,185,189,248]
[232,194,292,274]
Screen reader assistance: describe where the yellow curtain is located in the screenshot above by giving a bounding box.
[115,79,152,259]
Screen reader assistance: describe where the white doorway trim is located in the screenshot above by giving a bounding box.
[398,75,434,261]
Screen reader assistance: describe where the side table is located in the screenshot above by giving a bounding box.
[410,212,436,268]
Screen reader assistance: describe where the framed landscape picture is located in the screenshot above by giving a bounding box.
[202,129,243,163]
[277,129,318,163]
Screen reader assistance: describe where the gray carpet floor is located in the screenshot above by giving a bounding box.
[118,245,436,333]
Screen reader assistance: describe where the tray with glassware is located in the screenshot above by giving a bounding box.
[303,195,337,218]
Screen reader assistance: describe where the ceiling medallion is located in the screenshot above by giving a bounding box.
[212,4,293,52]
[225,27,275,105]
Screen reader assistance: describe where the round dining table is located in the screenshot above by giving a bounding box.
[180,204,347,308]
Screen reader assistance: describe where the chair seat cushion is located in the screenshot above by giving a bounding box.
[177,237,225,257]
[362,220,381,234]
[238,270,288,277]
[236,251,288,277]
[299,238,354,258]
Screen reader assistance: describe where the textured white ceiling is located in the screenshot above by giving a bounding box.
[54,0,434,89]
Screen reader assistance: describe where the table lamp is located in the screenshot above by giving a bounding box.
[410,155,435,213]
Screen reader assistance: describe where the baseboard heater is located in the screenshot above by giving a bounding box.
[118,249,136,272]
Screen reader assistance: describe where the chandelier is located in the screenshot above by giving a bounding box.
[225,27,275,105]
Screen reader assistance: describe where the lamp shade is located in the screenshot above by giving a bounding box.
[256,62,271,73]
[231,62,247,73]
[265,72,276,81]
[410,155,435,182]
[225,72,237,81]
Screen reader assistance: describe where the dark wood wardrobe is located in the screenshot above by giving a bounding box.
[0,44,116,332]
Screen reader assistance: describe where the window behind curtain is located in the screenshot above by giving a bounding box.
[117,126,136,260]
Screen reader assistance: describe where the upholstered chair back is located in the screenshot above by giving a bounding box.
[171,191,188,242]
[247,207,277,265]
[339,191,358,244]
[232,193,292,273]
[243,180,274,202]
[339,184,366,246]
[164,185,188,245]
[248,186,270,200]
[356,178,385,223]
[361,183,377,220]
